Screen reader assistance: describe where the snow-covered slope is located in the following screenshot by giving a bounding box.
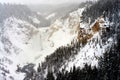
[0,17,40,80]
[0,8,85,80]
[64,33,113,71]
[0,6,114,80]
[60,16,114,71]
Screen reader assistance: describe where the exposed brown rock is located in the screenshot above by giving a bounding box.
[86,34,93,40]
[92,21,100,33]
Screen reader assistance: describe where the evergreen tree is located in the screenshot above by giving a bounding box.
[46,71,55,80]
[37,63,41,72]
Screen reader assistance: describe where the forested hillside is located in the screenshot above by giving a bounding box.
[35,0,120,80]
[0,0,120,80]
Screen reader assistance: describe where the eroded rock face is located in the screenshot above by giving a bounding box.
[92,21,100,33]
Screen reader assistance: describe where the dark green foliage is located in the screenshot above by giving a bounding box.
[45,36,120,80]
[98,32,120,80]
[37,63,41,72]
[44,0,120,80]
[24,0,120,80]
[46,64,100,80]
[82,0,120,23]
[45,71,55,80]
[42,40,83,72]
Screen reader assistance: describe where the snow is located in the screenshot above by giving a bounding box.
[32,18,40,24]
[61,32,113,71]
[29,16,40,24]
[60,16,114,71]
[46,13,56,20]
[0,7,113,80]
[0,17,38,80]
[37,12,42,15]
[0,8,83,79]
